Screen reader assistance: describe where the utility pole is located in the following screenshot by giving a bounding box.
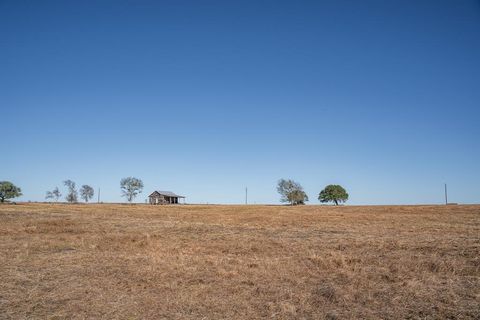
[98,188,100,204]
[245,187,248,205]
[444,184,448,205]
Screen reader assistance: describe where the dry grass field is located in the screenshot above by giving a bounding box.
[0,203,479,319]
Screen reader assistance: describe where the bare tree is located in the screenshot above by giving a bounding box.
[46,187,62,202]
[80,185,94,203]
[45,191,54,201]
[64,180,78,203]
[120,177,144,203]
[52,187,61,202]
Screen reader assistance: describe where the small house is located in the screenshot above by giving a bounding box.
[148,191,185,205]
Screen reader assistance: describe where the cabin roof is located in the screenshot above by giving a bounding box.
[149,190,185,198]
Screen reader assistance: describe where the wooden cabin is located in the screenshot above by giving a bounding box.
[148,191,185,205]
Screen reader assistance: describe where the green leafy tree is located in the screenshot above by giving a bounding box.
[0,181,22,203]
[80,185,94,203]
[318,185,349,205]
[120,177,144,203]
[64,180,78,203]
[277,179,308,205]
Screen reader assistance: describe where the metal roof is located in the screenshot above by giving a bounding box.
[149,190,185,198]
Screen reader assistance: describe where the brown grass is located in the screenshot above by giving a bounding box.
[0,203,479,319]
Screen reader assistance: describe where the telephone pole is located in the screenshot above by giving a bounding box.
[245,187,248,205]
[98,188,100,204]
[444,184,448,205]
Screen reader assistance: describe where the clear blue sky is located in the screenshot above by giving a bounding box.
[1,0,479,204]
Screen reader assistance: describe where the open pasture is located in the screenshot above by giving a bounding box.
[0,204,479,319]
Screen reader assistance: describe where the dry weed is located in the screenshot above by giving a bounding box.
[0,203,478,319]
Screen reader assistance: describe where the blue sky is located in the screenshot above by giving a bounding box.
[1,0,479,204]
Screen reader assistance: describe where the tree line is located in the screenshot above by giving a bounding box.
[45,180,95,203]
[277,179,348,205]
[0,177,145,204]
[2,178,348,205]
[44,177,145,203]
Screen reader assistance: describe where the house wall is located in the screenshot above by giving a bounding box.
[149,195,166,205]
[149,194,182,205]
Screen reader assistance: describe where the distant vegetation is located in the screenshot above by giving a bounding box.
[120,177,144,203]
[277,179,309,205]
[46,182,94,204]
[9,176,350,205]
[43,177,143,204]
[277,179,349,205]
[45,187,62,202]
[319,185,349,205]
[80,185,95,203]
[0,181,22,203]
[64,180,78,203]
